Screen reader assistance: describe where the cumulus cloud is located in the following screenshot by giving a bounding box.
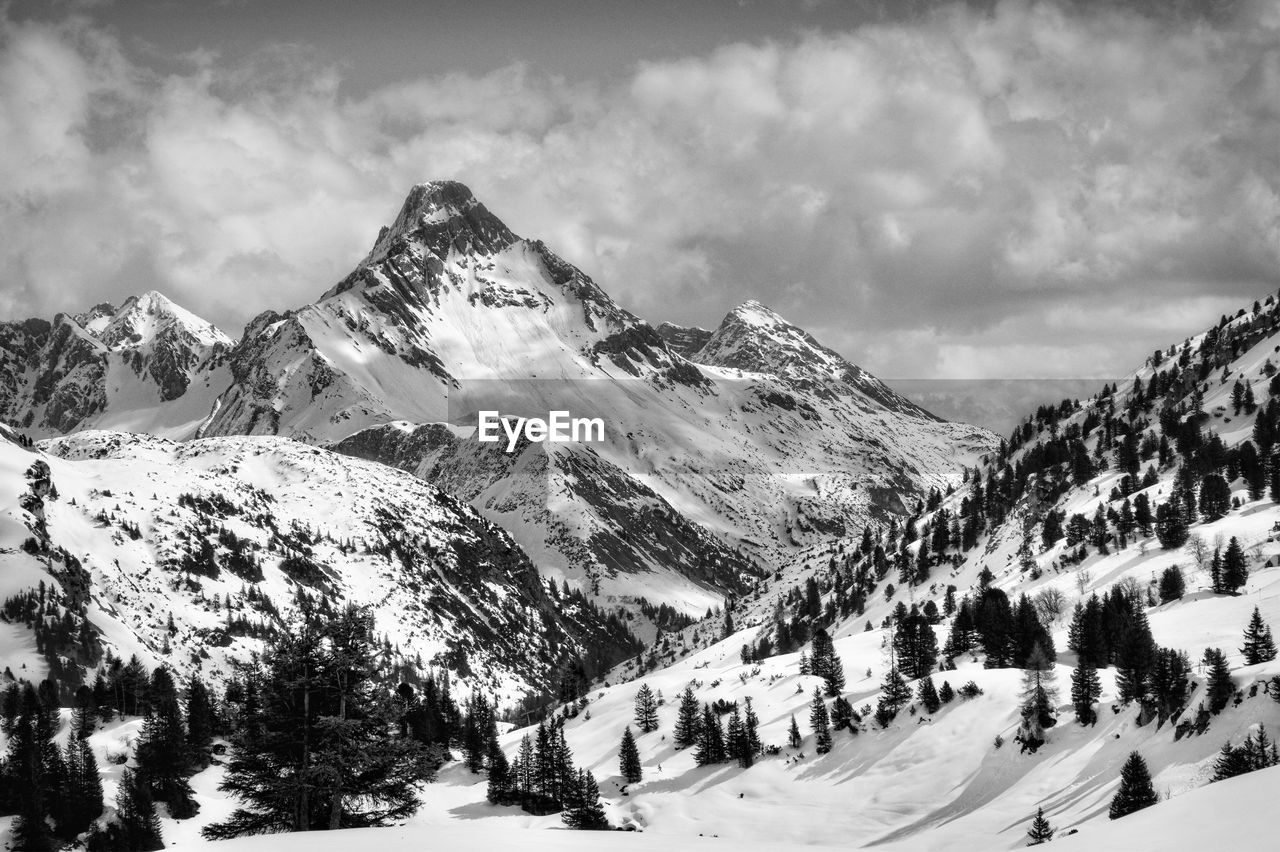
[0,0,1276,381]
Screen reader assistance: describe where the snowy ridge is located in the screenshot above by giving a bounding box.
[0,430,635,701]
[691,299,938,419]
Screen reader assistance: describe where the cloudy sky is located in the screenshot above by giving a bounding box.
[1,0,1277,381]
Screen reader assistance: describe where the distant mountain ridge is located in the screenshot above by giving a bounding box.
[0,291,232,436]
[0,181,996,614]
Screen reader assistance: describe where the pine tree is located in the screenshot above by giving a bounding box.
[102,768,165,851]
[917,676,941,714]
[561,770,609,830]
[1071,663,1101,726]
[1199,474,1231,520]
[1108,751,1158,820]
[619,726,642,784]
[893,605,939,679]
[71,686,96,740]
[1209,724,1280,781]
[938,680,955,704]
[1221,537,1248,592]
[724,706,748,767]
[1157,565,1186,603]
[1210,739,1252,782]
[1018,643,1058,748]
[1203,648,1235,713]
[787,714,802,749]
[744,697,762,758]
[1114,602,1157,704]
[136,665,198,819]
[1026,806,1055,845]
[8,683,54,852]
[461,695,489,773]
[58,733,104,840]
[633,684,659,734]
[514,734,536,800]
[1041,511,1063,549]
[694,705,726,766]
[185,675,216,768]
[1241,607,1278,664]
[673,686,701,749]
[811,629,847,697]
[809,688,833,755]
[876,661,911,726]
[1155,503,1188,549]
[485,730,513,805]
[203,605,431,838]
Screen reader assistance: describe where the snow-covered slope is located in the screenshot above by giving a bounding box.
[332,422,752,615]
[101,728,1280,852]
[0,430,636,700]
[113,553,1280,850]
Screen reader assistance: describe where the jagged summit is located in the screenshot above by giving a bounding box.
[99,290,232,351]
[363,180,517,266]
[690,298,939,419]
[697,298,847,376]
[725,298,781,324]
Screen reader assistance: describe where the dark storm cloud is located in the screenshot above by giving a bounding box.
[0,0,1276,380]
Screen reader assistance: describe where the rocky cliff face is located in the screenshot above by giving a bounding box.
[656,322,714,359]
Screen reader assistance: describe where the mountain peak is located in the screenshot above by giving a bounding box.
[699,300,832,374]
[100,291,231,350]
[365,180,516,264]
[692,300,939,418]
[131,289,174,309]
[400,180,479,220]
[726,299,789,328]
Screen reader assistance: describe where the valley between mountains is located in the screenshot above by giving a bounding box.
[1,183,1278,851]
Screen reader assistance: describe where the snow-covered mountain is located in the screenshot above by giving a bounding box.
[209,182,991,605]
[0,292,232,438]
[0,429,636,701]
[684,299,935,419]
[2,187,1279,852]
[0,183,995,614]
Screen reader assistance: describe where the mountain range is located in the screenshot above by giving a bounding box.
[0,182,993,627]
[2,182,1280,851]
